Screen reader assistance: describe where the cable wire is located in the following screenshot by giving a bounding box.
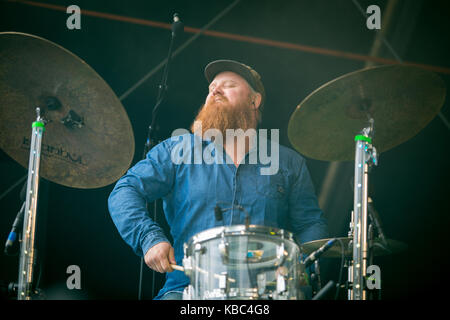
[334,238,346,300]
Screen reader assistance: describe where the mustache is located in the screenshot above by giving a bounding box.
[210,94,228,102]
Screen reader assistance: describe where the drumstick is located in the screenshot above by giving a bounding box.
[170,264,236,283]
[170,264,184,272]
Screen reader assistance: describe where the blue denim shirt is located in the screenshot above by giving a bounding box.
[108,133,328,299]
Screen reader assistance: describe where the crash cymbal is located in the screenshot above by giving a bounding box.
[0,32,135,189]
[288,65,446,161]
[300,237,407,258]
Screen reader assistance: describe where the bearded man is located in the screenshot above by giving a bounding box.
[108,60,328,300]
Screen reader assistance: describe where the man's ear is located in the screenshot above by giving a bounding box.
[252,92,262,109]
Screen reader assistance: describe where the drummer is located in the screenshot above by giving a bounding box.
[108,60,328,300]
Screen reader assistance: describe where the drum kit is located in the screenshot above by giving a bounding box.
[0,32,446,300]
[180,64,445,300]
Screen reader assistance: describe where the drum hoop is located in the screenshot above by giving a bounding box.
[186,224,295,247]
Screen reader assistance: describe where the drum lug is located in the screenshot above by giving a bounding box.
[218,273,228,290]
[194,243,206,254]
[218,240,229,264]
[274,274,289,300]
[257,273,266,296]
[183,243,188,258]
[276,274,286,293]
[218,272,230,299]
[182,256,193,277]
[276,243,286,265]
[183,285,193,300]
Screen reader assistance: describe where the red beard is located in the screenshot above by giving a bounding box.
[191,95,258,138]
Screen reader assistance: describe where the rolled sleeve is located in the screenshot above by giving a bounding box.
[108,140,175,256]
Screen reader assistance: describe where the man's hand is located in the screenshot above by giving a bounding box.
[144,242,176,273]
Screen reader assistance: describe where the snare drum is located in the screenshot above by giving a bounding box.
[182,225,304,300]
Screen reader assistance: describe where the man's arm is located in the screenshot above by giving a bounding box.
[288,154,329,245]
[108,140,176,259]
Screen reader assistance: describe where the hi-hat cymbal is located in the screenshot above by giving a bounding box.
[300,237,407,258]
[288,65,446,161]
[0,32,135,189]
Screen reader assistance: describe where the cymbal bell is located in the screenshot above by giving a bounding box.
[288,65,446,161]
[0,32,135,189]
[300,237,407,258]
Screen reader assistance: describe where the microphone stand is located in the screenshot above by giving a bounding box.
[367,197,390,250]
[138,13,183,300]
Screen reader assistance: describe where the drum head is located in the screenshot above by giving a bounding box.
[186,225,297,267]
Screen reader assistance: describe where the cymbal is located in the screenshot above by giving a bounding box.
[300,237,407,258]
[288,65,446,161]
[0,32,135,189]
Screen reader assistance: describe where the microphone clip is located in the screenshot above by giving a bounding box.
[171,13,184,37]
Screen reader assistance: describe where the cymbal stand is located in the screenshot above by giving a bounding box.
[17,108,46,300]
[348,119,377,300]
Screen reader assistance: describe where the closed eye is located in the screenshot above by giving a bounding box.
[209,80,237,92]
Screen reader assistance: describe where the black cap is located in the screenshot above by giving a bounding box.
[204,60,265,108]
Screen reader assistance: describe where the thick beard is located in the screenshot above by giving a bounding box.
[191,95,257,138]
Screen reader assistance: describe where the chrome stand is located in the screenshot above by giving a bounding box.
[348,120,377,300]
[17,108,46,300]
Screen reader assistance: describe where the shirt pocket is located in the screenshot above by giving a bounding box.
[253,168,288,199]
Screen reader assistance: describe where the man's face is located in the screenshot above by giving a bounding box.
[205,71,254,109]
[191,71,258,137]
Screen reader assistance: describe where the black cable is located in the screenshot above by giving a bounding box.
[139,257,144,300]
[245,234,254,293]
[32,248,45,299]
[0,174,27,203]
[334,238,346,300]
[312,280,335,300]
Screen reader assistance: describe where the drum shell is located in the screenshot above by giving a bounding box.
[183,225,304,300]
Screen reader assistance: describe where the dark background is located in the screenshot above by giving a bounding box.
[0,0,449,300]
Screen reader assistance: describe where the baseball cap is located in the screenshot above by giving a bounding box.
[204,60,266,108]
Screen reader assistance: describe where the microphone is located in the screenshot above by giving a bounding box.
[214,203,251,228]
[214,205,223,222]
[303,238,337,268]
[171,13,184,37]
[4,202,25,255]
[4,182,27,255]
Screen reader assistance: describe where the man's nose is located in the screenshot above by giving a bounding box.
[212,85,224,96]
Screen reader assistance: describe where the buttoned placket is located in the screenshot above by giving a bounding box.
[218,133,259,226]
